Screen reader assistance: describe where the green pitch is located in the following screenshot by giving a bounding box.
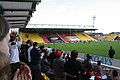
[44,41,120,59]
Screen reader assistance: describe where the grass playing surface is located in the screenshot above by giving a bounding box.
[44,41,120,59]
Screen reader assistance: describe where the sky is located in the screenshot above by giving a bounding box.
[28,0,120,34]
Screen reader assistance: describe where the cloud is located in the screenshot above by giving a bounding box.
[29,0,120,33]
[57,4,67,13]
[44,0,53,2]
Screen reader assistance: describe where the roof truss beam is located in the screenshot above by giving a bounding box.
[10,23,25,24]
[3,15,31,17]
[0,0,41,2]
[3,9,35,11]
[7,20,28,21]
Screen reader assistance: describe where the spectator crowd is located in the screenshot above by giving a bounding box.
[0,15,120,80]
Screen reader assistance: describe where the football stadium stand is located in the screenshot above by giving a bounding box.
[75,32,89,41]
[19,28,99,43]
[75,32,97,41]
[21,32,44,43]
[67,36,80,42]
[42,37,51,43]
[21,32,98,43]
[57,33,71,42]
[82,32,97,41]
[114,36,120,40]
[104,34,118,41]
[47,36,64,43]
[41,33,51,37]
[21,32,29,41]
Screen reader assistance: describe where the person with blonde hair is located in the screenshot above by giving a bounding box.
[0,15,10,55]
[0,15,32,80]
[0,51,10,80]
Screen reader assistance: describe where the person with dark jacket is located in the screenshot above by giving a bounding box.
[108,46,115,58]
[64,50,85,80]
[25,40,31,64]
[20,41,26,63]
[41,54,55,80]
[47,48,57,69]
[65,53,70,61]
[30,42,41,80]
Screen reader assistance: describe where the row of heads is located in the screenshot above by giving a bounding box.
[25,40,92,59]
[55,50,79,58]
[23,40,79,58]
[20,39,93,60]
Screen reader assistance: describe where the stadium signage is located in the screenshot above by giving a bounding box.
[84,55,113,66]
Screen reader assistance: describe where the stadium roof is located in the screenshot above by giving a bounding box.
[19,28,97,33]
[0,0,41,28]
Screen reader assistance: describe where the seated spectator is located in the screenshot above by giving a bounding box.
[108,70,120,80]
[62,53,66,59]
[41,54,55,80]
[47,46,53,53]
[82,54,93,80]
[65,53,70,61]
[47,48,57,69]
[64,50,85,80]
[53,50,66,80]
[94,61,102,80]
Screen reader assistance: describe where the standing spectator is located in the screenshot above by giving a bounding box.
[9,35,22,80]
[30,42,41,80]
[53,50,66,80]
[108,46,115,58]
[64,50,85,80]
[27,41,33,65]
[25,40,31,64]
[20,41,26,63]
